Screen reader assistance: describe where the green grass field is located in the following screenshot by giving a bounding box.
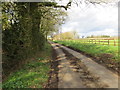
[54,40,119,62]
[3,43,51,88]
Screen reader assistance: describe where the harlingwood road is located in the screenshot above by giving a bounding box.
[50,41,118,88]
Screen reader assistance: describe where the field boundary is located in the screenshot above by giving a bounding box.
[61,38,119,46]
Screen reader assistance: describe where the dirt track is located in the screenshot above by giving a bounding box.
[49,41,118,88]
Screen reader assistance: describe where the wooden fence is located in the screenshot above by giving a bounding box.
[75,38,119,46]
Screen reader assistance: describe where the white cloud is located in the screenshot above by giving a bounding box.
[84,28,118,36]
[61,3,118,37]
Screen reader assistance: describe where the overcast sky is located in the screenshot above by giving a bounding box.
[58,0,118,37]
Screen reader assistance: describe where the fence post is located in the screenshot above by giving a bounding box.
[108,39,109,45]
[114,39,116,46]
[99,40,100,45]
[103,39,104,45]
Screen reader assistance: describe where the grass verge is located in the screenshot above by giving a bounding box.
[2,42,51,88]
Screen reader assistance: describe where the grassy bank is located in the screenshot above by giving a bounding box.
[54,40,119,62]
[3,42,51,88]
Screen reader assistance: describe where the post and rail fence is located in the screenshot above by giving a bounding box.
[61,38,119,46]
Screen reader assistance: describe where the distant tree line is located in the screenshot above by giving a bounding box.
[86,35,111,38]
[53,31,80,40]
